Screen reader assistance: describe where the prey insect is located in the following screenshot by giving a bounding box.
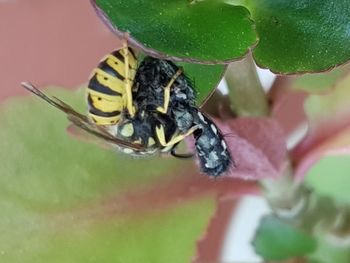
[132,57,232,176]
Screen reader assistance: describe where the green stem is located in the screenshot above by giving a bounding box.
[225,54,269,117]
[225,57,309,216]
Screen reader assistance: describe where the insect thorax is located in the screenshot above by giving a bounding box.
[109,110,179,156]
[133,56,197,132]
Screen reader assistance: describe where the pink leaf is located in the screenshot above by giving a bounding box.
[193,197,238,263]
[269,76,308,138]
[60,170,258,220]
[199,117,287,180]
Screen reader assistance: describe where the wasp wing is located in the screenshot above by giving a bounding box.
[21,82,144,151]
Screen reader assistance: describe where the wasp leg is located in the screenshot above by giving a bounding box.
[170,142,194,159]
[122,36,136,117]
[156,69,182,114]
[156,124,199,147]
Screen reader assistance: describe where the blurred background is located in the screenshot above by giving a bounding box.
[0,1,118,101]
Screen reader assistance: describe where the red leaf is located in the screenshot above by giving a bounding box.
[58,170,258,221]
[270,77,308,138]
[197,117,288,180]
[193,197,238,263]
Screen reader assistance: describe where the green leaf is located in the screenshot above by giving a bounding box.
[292,64,350,93]
[0,88,182,209]
[248,0,350,73]
[176,62,226,105]
[3,198,214,263]
[308,233,350,263]
[304,74,350,127]
[0,87,216,262]
[253,215,317,260]
[305,156,350,203]
[294,74,350,180]
[93,0,257,63]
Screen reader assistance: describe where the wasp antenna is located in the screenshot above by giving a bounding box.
[21,82,66,111]
[21,82,51,102]
[21,82,37,93]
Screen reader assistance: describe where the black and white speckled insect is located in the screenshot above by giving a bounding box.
[192,111,231,176]
[132,57,232,177]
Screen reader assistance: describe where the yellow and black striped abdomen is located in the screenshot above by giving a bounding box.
[87,48,138,125]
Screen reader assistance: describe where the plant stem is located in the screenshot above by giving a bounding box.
[225,56,305,213]
[224,54,313,217]
[225,54,269,117]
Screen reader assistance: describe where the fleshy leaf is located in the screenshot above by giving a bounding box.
[92,0,257,63]
[206,117,287,180]
[0,86,261,262]
[295,125,350,182]
[308,233,350,263]
[304,155,350,202]
[291,64,350,93]
[270,77,308,139]
[271,67,350,147]
[2,197,215,263]
[93,0,350,73]
[176,62,226,105]
[304,75,350,128]
[194,197,239,263]
[293,74,350,179]
[247,0,350,73]
[253,215,317,260]
[0,88,185,209]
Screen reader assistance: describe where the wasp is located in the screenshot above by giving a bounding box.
[22,40,232,176]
